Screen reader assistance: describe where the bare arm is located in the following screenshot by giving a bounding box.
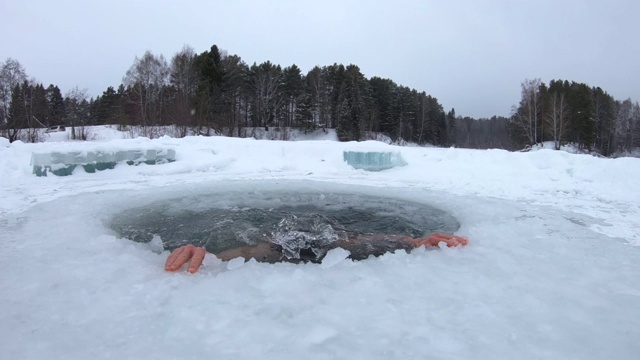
[332,232,468,260]
[164,242,286,273]
[337,232,467,248]
[215,242,285,263]
[164,233,468,273]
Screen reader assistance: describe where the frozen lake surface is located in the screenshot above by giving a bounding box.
[1,132,639,359]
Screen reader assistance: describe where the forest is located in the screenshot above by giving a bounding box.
[1,44,639,156]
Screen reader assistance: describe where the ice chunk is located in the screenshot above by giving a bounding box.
[148,235,164,254]
[320,248,351,269]
[271,213,347,261]
[343,151,407,171]
[227,257,245,270]
[31,148,176,176]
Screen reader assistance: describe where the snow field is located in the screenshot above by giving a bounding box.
[1,133,639,359]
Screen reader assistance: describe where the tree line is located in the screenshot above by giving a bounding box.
[0,45,451,146]
[1,47,639,156]
[510,78,640,155]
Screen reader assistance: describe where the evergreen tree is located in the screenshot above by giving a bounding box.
[193,45,225,133]
[219,54,248,136]
[394,86,414,143]
[567,82,595,150]
[95,86,120,125]
[281,64,304,128]
[305,66,329,129]
[369,77,398,139]
[447,108,456,146]
[295,92,314,134]
[7,83,25,141]
[30,83,48,128]
[335,65,368,141]
[592,87,616,155]
[46,85,65,126]
[632,102,640,149]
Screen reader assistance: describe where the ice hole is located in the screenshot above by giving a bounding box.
[109,191,460,261]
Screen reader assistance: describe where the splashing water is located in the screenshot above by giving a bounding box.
[271,213,348,260]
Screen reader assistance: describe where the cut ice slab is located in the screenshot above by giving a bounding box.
[343,151,408,171]
[31,148,176,176]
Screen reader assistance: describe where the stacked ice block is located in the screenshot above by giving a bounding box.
[343,151,407,171]
[31,148,176,176]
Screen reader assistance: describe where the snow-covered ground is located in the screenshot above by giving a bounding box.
[1,129,639,359]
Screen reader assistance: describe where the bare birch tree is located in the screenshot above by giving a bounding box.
[546,91,569,150]
[0,58,27,130]
[615,99,634,152]
[65,87,91,140]
[248,61,282,130]
[123,51,169,136]
[169,45,198,136]
[511,78,542,146]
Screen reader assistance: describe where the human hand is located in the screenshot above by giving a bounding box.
[164,244,207,273]
[413,233,469,248]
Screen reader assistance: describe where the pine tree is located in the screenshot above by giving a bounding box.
[281,64,304,128]
[7,83,25,141]
[592,87,616,155]
[568,82,595,150]
[369,77,398,139]
[335,65,368,141]
[46,85,65,126]
[305,66,329,130]
[30,84,48,128]
[447,108,457,146]
[295,92,314,134]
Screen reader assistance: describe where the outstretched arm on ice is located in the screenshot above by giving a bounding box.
[164,233,468,274]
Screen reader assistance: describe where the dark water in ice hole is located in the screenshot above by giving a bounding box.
[109,192,460,255]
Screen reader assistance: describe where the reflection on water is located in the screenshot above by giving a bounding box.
[109,192,460,254]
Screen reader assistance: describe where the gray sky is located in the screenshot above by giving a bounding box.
[2,0,638,118]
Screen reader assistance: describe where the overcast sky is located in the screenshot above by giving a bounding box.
[2,0,638,118]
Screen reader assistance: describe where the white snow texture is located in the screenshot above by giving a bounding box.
[0,126,639,360]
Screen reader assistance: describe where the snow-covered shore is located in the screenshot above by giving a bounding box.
[1,132,639,359]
